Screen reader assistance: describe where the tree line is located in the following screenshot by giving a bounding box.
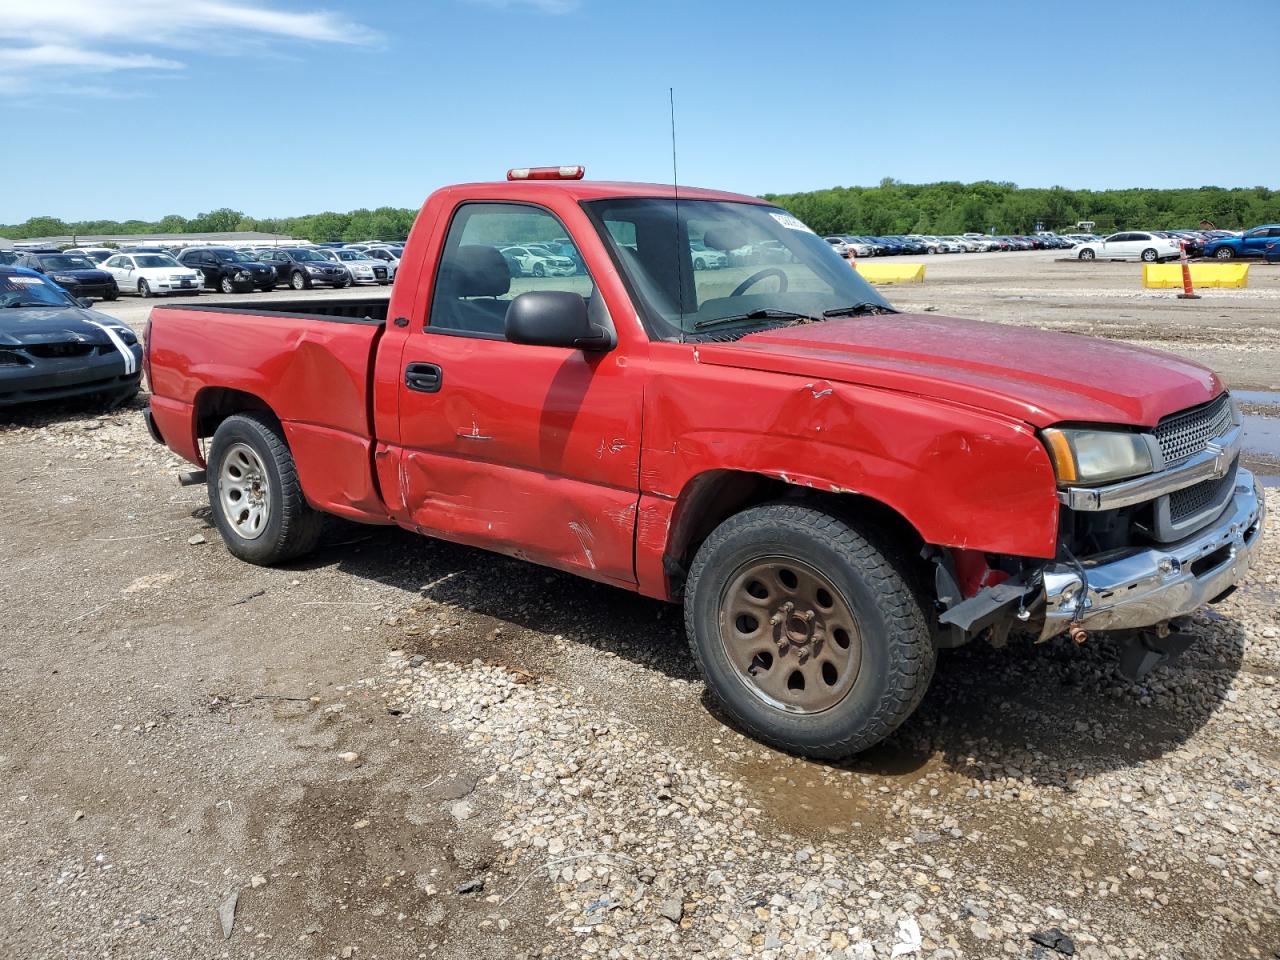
[3,180,1278,243]
[762,180,1280,236]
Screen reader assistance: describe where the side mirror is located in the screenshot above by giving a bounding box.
[505,291,612,351]
[76,297,93,308]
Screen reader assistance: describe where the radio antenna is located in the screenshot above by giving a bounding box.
[670,86,685,341]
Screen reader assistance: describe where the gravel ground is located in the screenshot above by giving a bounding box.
[2,255,1278,959]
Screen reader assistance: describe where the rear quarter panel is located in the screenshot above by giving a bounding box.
[147,305,389,522]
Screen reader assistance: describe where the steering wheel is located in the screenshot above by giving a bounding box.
[730,267,788,298]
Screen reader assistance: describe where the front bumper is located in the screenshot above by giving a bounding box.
[0,348,143,407]
[1041,468,1265,639]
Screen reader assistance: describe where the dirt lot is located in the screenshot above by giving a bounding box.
[2,254,1278,960]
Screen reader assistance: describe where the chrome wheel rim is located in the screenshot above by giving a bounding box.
[218,442,271,539]
[717,557,862,714]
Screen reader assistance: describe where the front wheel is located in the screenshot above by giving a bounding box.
[532,263,545,278]
[207,412,324,565]
[219,275,236,294]
[1141,248,1159,263]
[1215,247,1234,260]
[290,271,308,291]
[694,258,706,271]
[138,279,151,298]
[104,288,119,301]
[684,504,935,759]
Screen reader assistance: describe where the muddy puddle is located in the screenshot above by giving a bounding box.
[1235,390,1280,486]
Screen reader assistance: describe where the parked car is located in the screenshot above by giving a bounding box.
[500,245,576,277]
[361,246,402,279]
[1202,225,1280,260]
[64,247,116,264]
[0,266,141,407]
[100,252,202,297]
[689,240,727,270]
[824,237,852,258]
[257,247,352,290]
[320,248,391,285]
[141,168,1263,761]
[177,247,276,293]
[14,251,119,300]
[1075,232,1180,262]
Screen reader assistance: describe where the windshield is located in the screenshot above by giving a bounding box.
[135,255,180,268]
[336,250,368,261]
[210,250,254,263]
[40,255,96,271]
[584,198,893,339]
[1,272,76,308]
[289,249,326,262]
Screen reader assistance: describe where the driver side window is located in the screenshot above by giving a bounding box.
[428,202,594,339]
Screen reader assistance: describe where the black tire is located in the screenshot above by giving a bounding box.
[1078,248,1096,261]
[219,275,236,294]
[532,262,545,278]
[291,271,308,291]
[138,279,151,299]
[1215,247,1234,260]
[694,258,706,271]
[684,503,935,759]
[104,288,119,301]
[1141,248,1158,263]
[206,412,324,565]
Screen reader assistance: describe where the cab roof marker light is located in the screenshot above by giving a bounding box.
[507,165,586,181]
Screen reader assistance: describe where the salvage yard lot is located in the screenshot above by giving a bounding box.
[1,252,1278,959]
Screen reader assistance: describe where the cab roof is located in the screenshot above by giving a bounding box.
[435,180,771,205]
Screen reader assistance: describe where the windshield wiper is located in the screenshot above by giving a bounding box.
[692,308,820,331]
[821,302,898,319]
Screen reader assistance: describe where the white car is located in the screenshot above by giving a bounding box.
[500,245,576,277]
[361,246,402,279]
[689,240,727,270]
[824,236,852,258]
[940,236,980,252]
[320,248,391,285]
[100,252,202,297]
[1076,232,1180,263]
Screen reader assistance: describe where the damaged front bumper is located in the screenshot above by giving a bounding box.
[1039,468,1265,639]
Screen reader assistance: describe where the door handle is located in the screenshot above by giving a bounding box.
[405,362,442,393]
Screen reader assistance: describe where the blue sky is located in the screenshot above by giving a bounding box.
[1,0,1276,222]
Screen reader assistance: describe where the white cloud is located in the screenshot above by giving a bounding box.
[0,0,377,97]
[467,0,580,14]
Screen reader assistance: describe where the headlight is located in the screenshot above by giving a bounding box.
[306,265,322,274]
[53,274,77,283]
[235,270,251,280]
[1042,428,1154,486]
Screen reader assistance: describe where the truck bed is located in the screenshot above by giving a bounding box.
[145,298,393,524]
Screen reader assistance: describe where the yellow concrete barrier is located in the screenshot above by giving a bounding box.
[1142,263,1250,288]
[854,261,925,284]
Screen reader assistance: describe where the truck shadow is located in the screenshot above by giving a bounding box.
[314,521,1244,788]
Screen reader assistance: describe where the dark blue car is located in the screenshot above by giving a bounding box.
[15,250,119,300]
[0,267,142,407]
[1203,225,1280,260]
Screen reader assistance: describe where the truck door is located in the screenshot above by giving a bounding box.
[392,201,642,588]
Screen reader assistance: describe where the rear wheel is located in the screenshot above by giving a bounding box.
[207,412,323,565]
[138,279,151,298]
[1078,248,1096,261]
[1141,248,1159,263]
[1215,247,1234,260]
[684,504,935,759]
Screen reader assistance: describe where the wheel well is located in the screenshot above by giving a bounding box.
[194,387,276,440]
[665,470,928,598]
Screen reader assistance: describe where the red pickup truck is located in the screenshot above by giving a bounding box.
[144,168,1265,758]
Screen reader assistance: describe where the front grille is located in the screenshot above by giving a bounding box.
[1154,394,1233,465]
[1168,460,1237,525]
[26,342,95,359]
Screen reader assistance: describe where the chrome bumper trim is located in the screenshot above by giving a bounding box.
[1057,425,1242,511]
[1041,468,1265,639]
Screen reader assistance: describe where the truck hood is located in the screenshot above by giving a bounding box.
[697,313,1222,428]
